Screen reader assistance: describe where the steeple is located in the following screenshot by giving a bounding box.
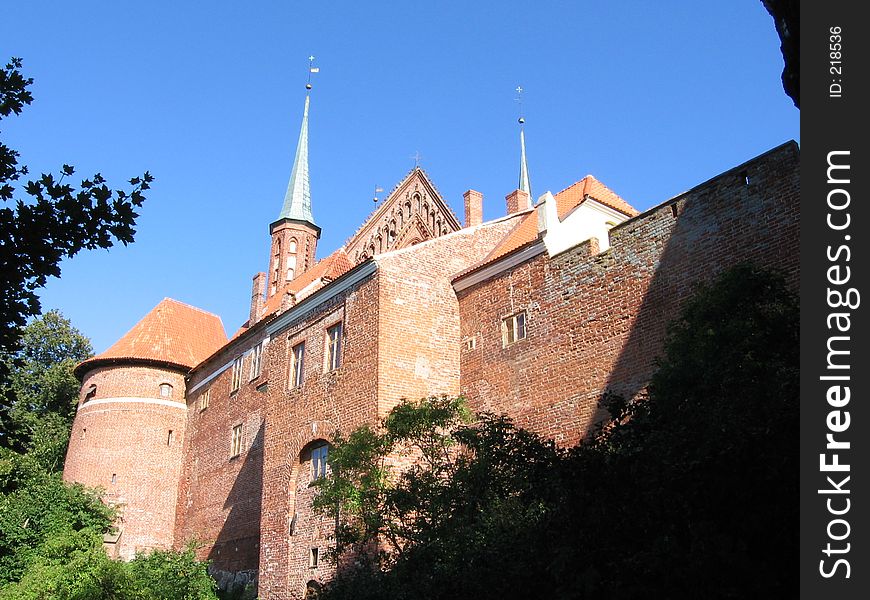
[277,93,315,224]
[518,125,531,196]
[266,58,322,299]
[516,85,531,197]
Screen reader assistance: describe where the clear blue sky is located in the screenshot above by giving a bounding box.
[2,1,798,353]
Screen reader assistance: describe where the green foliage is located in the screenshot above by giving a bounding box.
[0,532,218,600]
[0,57,152,365]
[317,264,798,600]
[0,472,115,586]
[1,310,93,461]
[127,545,218,600]
[313,395,473,559]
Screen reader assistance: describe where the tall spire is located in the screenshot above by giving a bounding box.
[516,85,531,196]
[277,58,317,225]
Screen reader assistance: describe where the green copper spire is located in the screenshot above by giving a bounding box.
[518,125,531,196]
[278,92,315,224]
[515,85,531,197]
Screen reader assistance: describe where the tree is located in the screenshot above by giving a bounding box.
[315,264,798,600]
[0,57,152,366]
[0,310,92,465]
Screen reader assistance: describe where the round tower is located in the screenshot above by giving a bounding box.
[63,298,227,560]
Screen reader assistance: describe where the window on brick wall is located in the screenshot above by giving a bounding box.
[84,384,97,403]
[290,341,305,388]
[159,383,173,398]
[231,356,244,392]
[309,547,319,568]
[230,424,243,458]
[324,322,342,372]
[199,389,210,412]
[311,444,329,480]
[502,311,527,346]
[249,342,264,381]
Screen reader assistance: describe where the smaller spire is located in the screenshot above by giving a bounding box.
[516,86,531,196]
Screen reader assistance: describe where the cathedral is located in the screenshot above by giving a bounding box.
[62,81,800,599]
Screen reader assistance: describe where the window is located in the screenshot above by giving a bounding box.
[290,341,305,387]
[160,383,173,398]
[231,424,243,458]
[231,356,244,392]
[199,389,210,412]
[84,384,97,402]
[325,323,342,372]
[311,444,329,479]
[167,430,174,446]
[309,547,319,568]
[502,312,527,346]
[249,342,264,381]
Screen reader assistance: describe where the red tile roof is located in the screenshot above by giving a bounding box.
[481,176,638,266]
[257,249,354,322]
[76,298,227,376]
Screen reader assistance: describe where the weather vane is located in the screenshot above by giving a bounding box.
[515,85,525,125]
[373,185,384,203]
[306,55,319,90]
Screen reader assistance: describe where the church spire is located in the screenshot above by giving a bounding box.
[277,59,317,225]
[266,58,321,299]
[516,86,531,197]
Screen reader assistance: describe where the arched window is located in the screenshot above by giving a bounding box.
[160,383,173,398]
[289,238,298,253]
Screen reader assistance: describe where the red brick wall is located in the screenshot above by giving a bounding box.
[457,142,800,446]
[63,364,188,560]
[376,217,523,417]
[259,276,380,600]
[174,332,269,575]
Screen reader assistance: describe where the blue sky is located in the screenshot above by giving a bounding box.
[2,1,798,353]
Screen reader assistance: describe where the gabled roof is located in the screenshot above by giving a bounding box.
[75,298,227,377]
[472,175,638,269]
[343,167,462,257]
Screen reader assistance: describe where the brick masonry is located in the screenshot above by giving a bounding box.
[64,142,799,599]
[456,142,800,446]
[63,364,188,560]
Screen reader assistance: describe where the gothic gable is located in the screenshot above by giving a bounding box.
[344,168,462,264]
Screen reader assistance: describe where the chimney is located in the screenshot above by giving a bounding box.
[505,189,531,214]
[250,272,266,324]
[463,190,483,228]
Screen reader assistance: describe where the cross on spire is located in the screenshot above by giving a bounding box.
[306,55,318,91]
[410,151,422,168]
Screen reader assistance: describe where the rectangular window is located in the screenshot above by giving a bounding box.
[311,444,329,479]
[231,424,243,458]
[249,342,264,381]
[325,322,342,372]
[167,430,174,446]
[290,341,305,388]
[502,311,527,346]
[199,389,210,412]
[309,547,319,568]
[231,356,244,392]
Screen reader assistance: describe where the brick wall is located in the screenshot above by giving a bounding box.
[258,275,380,600]
[375,217,523,417]
[64,364,188,560]
[174,331,270,576]
[457,142,800,446]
